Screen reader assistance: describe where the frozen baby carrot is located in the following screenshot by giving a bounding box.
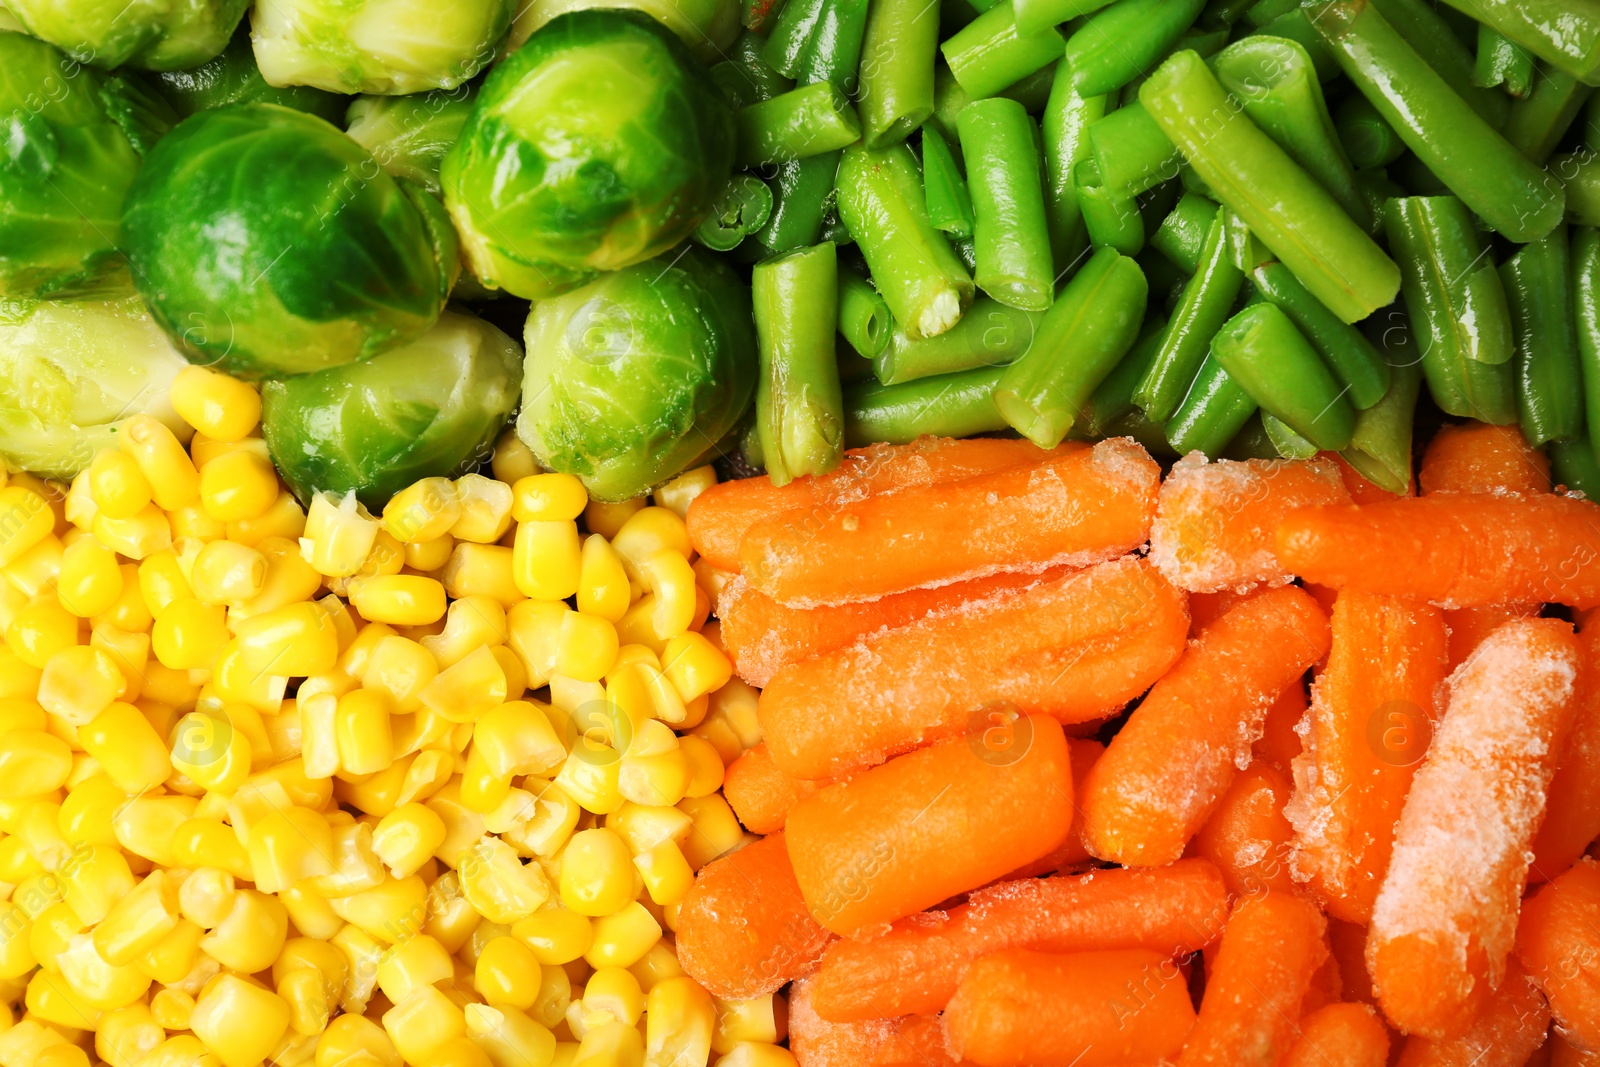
[1517,856,1600,1051]
[1392,963,1550,1067]
[1278,1003,1390,1067]
[1275,494,1600,608]
[1177,892,1329,1067]
[1444,604,1539,672]
[1418,423,1552,496]
[808,858,1229,1022]
[787,979,955,1067]
[1530,615,1600,881]
[784,715,1074,937]
[1192,762,1297,897]
[687,436,1069,571]
[945,949,1196,1067]
[760,556,1189,778]
[1002,737,1103,880]
[740,436,1160,606]
[674,831,833,1000]
[1287,590,1450,924]
[1255,680,1307,774]
[722,743,826,834]
[1368,619,1580,1038]
[1149,454,1351,593]
[1083,585,1330,866]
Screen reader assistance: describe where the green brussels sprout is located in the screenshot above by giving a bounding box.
[262,309,522,508]
[442,10,734,299]
[0,289,192,477]
[4,0,247,69]
[150,29,347,124]
[251,0,514,95]
[517,247,756,501]
[508,0,738,64]
[0,5,24,32]
[123,104,459,381]
[0,32,174,299]
[345,87,476,196]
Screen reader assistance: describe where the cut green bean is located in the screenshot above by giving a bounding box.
[1244,0,1297,27]
[1551,437,1600,497]
[1223,209,1272,273]
[1306,0,1566,243]
[857,0,940,148]
[1211,36,1372,233]
[763,0,828,76]
[1080,315,1166,436]
[1250,261,1390,409]
[942,1,1065,101]
[1367,0,1509,126]
[1262,413,1319,459]
[1474,24,1534,96]
[1063,0,1205,97]
[836,143,975,339]
[1014,0,1114,35]
[1436,0,1600,86]
[693,175,775,251]
[753,243,845,486]
[1385,196,1517,423]
[993,246,1147,446]
[712,32,796,110]
[756,150,841,253]
[1042,69,1107,268]
[1210,303,1356,450]
[794,0,871,93]
[1150,190,1217,274]
[1575,226,1600,463]
[1334,94,1405,168]
[1503,68,1596,165]
[842,365,1010,446]
[1257,9,1341,80]
[958,98,1054,310]
[1075,159,1145,256]
[744,0,788,33]
[735,81,862,167]
[1341,357,1422,495]
[1565,153,1600,227]
[1166,354,1258,456]
[873,297,1043,383]
[837,268,893,360]
[1502,224,1585,446]
[1140,49,1398,323]
[921,125,975,239]
[1134,205,1242,423]
[1087,102,1179,199]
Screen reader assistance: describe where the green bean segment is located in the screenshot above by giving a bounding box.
[958,97,1054,311]
[1502,224,1586,447]
[1166,354,1258,457]
[1368,0,1509,126]
[1343,358,1422,495]
[1250,261,1391,409]
[857,0,940,147]
[1063,0,1205,97]
[942,1,1065,101]
[873,297,1043,384]
[1473,24,1534,96]
[1150,191,1217,275]
[1042,72,1107,267]
[1502,68,1595,165]
[756,151,841,254]
[1135,206,1242,424]
[694,175,775,251]
[843,365,1009,445]
[753,242,845,485]
[837,269,893,360]
[1211,302,1356,450]
[1087,102,1178,200]
[735,81,862,166]
[1075,159,1145,257]
[922,125,975,239]
[1574,226,1600,464]
[1436,0,1600,85]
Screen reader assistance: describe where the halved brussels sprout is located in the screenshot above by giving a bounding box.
[151,28,348,124]
[345,87,476,195]
[0,289,192,477]
[509,0,739,64]
[251,0,514,95]
[4,0,247,69]
[442,10,735,299]
[517,247,756,501]
[261,309,522,508]
[123,103,458,381]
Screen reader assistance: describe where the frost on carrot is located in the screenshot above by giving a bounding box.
[1278,1003,1389,1067]
[787,978,955,1067]
[1418,423,1551,497]
[1391,962,1550,1067]
[1192,761,1297,897]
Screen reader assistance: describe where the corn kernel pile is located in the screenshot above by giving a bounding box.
[0,365,783,1067]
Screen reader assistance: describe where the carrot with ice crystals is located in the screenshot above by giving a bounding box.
[807,858,1230,1022]
[1192,761,1297,897]
[787,978,956,1067]
[1392,962,1550,1067]
[1082,585,1330,867]
[1517,857,1600,1051]
[739,436,1160,607]
[1278,1003,1390,1067]
[1254,680,1307,773]
[1530,615,1600,881]
[759,555,1189,779]
[1419,422,1552,496]
[1149,453,1351,593]
[1368,618,1579,1039]
[687,435,1069,571]
[1276,493,1600,608]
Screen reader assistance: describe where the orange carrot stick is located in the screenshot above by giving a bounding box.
[673,831,833,1000]
[686,436,1072,571]
[1418,423,1551,497]
[1530,615,1600,882]
[718,566,1069,687]
[945,949,1196,1067]
[787,979,959,1067]
[1275,494,1600,608]
[1083,585,1330,867]
[740,437,1159,607]
[1177,892,1328,1067]
[1254,679,1307,774]
[1278,1003,1390,1067]
[784,716,1074,938]
[1001,737,1103,880]
[1191,762,1297,897]
[1149,454,1351,593]
[807,858,1230,1022]
[1392,963,1550,1067]
[759,556,1189,779]
[1517,856,1600,1051]
[1368,619,1580,1039]
[1326,451,1413,502]
[721,743,828,835]
[1286,590,1450,924]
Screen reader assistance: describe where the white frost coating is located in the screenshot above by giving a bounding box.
[1368,623,1578,989]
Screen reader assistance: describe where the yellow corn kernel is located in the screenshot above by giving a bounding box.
[371,803,447,879]
[506,601,568,690]
[557,829,635,917]
[711,994,784,1055]
[440,544,519,607]
[171,366,262,442]
[335,690,393,776]
[582,499,644,541]
[178,866,236,929]
[460,837,550,924]
[55,932,151,1010]
[316,1015,401,1067]
[351,575,447,628]
[87,450,153,521]
[92,504,173,561]
[397,748,453,806]
[676,736,723,800]
[113,795,196,867]
[151,598,227,670]
[150,987,195,1031]
[188,541,266,606]
[610,509,690,575]
[90,624,150,703]
[450,475,514,545]
[421,599,507,673]
[459,746,511,816]
[142,1035,215,1067]
[326,875,427,945]
[467,936,537,1012]
[200,888,288,974]
[375,934,454,1005]
[636,552,696,641]
[276,966,330,1037]
[97,1002,164,1067]
[512,521,581,603]
[235,601,340,678]
[677,795,743,872]
[512,908,593,968]
[626,941,685,994]
[419,645,507,724]
[617,722,689,808]
[119,416,199,512]
[553,612,618,684]
[169,819,251,881]
[208,642,286,715]
[29,897,82,970]
[691,680,761,763]
[651,466,716,521]
[168,499,227,542]
[584,902,660,971]
[632,841,693,908]
[0,732,71,798]
[137,918,204,988]
[383,984,466,1066]
[0,487,54,573]
[87,564,149,635]
[660,633,732,705]
[302,492,380,578]
[340,622,398,680]
[329,924,383,1014]
[93,867,180,965]
[421,869,479,956]
[6,594,79,669]
[169,711,253,793]
[137,550,193,618]
[502,782,581,860]
[463,1004,554,1067]
[715,1045,796,1067]
[0,658,40,717]
[581,967,644,1030]
[405,534,455,574]
[551,745,621,818]
[57,842,134,924]
[55,537,122,620]
[57,773,121,847]
[36,645,126,725]
[569,537,627,626]
[418,1036,492,1067]
[511,475,587,524]
[489,431,539,486]
[644,980,714,1067]
[227,542,318,621]
[2,532,61,600]
[227,491,307,549]
[307,820,386,899]
[15,797,72,870]
[188,432,261,470]
[0,695,44,735]
[241,800,334,892]
[524,967,568,1034]
[190,972,292,1067]
[0,901,34,978]
[384,479,461,544]
[570,1023,641,1067]
[472,702,565,782]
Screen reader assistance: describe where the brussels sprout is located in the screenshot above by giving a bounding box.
[508,0,739,64]
[123,104,458,381]
[4,0,246,69]
[0,290,192,477]
[262,309,522,507]
[517,247,756,501]
[0,5,23,32]
[151,29,347,124]
[442,10,735,299]
[251,0,514,95]
[345,87,476,195]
